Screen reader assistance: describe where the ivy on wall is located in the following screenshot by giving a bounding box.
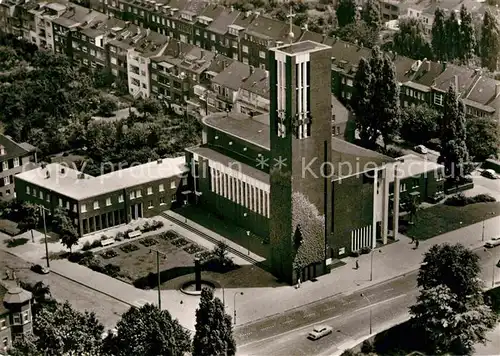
[291,192,325,272]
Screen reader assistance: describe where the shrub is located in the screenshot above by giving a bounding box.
[103,263,121,278]
[115,235,123,242]
[445,193,496,206]
[101,250,118,259]
[134,226,141,231]
[151,220,164,230]
[124,229,133,239]
[195,251,212,262]
[139,238,158,247]
[141,221,151,232]
[90,239,102,249]
[184,244,205,255]
[68,251,93,263]
[360,246,371,255]
[350,251,360,258]
[161,230,179,240]
[361,340,374,353]
[100,235,108,241]
[5,237,29,248]
[116,231,125,239]
[171,238,189,248]
[81,241,92,251]
[120,244,139,253]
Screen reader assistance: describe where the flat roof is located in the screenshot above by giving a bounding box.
[202,112,270,150]
[16,157,188,201]
[273,40,331,55]
[396,154,444,179]
[186,146,269,185]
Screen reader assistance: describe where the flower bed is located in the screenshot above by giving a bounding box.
[195,251,212,262]
[171,238,189,248]
[120,244,139,253]
[161,230,179,240]
[183,244,205,255]
[139,238,158,247]
[101,250,118,259]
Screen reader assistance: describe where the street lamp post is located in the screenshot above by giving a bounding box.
[483,249,496,288]
[482,220,485,242]
[360,293,372,335]
[233,291,243,325]
[150,248,167,310]
[370,249,382,282]
[39,206,50,268]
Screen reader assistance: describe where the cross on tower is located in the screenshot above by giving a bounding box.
[286,4,295,44]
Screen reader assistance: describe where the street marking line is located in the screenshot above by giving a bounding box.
[238,293,408,349]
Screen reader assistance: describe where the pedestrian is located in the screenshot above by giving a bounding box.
[415,240,419,249]
[12,271,16,281]
[298,278,301,288]
[411,237,415,244]
[355,260,359,270]
[5,269,10,280]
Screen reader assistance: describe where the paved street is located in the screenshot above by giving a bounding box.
[469,170,500,201]
[236,247,500,355]
[0,250,129,330]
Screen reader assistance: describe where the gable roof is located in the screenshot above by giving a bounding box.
[431,64,477,94]
[212,60,251,91]
[206,7,240,35]
[240,68,269,99]
[0,134,34,163]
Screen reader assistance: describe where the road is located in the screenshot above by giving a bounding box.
[0,250,129,330]
[236,247,500,356]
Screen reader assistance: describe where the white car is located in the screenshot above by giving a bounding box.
[308,325,333,340]
[485,237,500,248]
[414,145,428,154]
[482,169,497,179]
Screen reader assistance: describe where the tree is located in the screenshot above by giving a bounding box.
[392,18,433,59]
[400,104,440,144]
[33,301,104,355]
[445,10,460,60]
[480,10,500,71]
[17,202,41,242]
[361,0,380,31]
[410,285,496,355]
[378,55,400,148]
[336,0,356,28]
[335,21,378,48]
[193,288,236,356]
[439,85,469,179]
[417,243,482,298]
[351,57,374,146]
[432,8,447,60]
[106,303,191,356]
[60,222,79,253]
[459,5,476,62]
[466,118,499,161]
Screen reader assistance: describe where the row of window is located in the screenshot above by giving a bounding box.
[1,157,20,171]
[210,166,270,218]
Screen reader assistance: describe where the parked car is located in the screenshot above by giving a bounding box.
[485,237,500,248]
[482,169,497,179]
[414,145,428,154]
[30,264,50,274]
[308,325,333,340]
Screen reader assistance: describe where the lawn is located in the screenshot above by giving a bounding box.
[404,202,500,240]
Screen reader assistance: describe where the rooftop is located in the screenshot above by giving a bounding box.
[15,157,188,201]
[396,154,444,178]
[274,40,331,55]
[0,134,35,162]
[202,112,270,150]
[186,146,269,184]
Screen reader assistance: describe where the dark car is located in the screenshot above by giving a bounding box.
[31,264,50,274]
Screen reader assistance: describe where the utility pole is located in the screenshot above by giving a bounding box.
[150,248,167,310]
[361,293,372,335]
[482,220,485,242]
[40,206,49,268]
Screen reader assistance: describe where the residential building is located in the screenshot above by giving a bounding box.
[0,284,33,354]
[14,157,189,236]
[236,66,269,116]
[378,0,402,22]
[126,29,169,97]
[0,134,37,201]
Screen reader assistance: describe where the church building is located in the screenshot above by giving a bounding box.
[185,40,403,284]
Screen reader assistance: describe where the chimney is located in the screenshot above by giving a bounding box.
[496,83,500,97]
[442,61,447,72]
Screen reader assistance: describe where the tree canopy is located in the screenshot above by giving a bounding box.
[480,9,500,71]
[105,303,191,356]
[193,288,236,356]
[400,104,440,145]
[466,117,499,161]
[336,0,356,28]
[392,18,433,59]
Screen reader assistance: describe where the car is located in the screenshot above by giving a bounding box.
[485,237,500,248]
[307,325,333,340]
[482,169,497,179]
[30,264,50,274]
[414,145,428,154]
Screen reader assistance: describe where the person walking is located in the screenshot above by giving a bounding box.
[298,278,301,288]
[415,240,420,249]
[355,260,359,270]
[410,237,415,244]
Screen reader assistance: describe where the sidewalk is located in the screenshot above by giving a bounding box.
[1,213,499,331]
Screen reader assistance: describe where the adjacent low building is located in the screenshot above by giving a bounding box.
[0,134,38,201]
[14,157,189,236]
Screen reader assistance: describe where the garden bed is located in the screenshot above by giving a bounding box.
[120,244,139,253]
[183,244,205,255]
[160,230,179,240]
[101,250,118,259]
[171,238,189,248]
[139,238,158,247]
